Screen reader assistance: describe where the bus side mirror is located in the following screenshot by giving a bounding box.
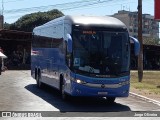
[130,36,140,56]
[67,34,73,53]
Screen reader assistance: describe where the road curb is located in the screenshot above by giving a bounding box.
[129,92,160,106]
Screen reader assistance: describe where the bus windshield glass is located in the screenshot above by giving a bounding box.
[72,28,130,77]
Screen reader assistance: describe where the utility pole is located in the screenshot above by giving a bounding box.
[138,0,143,82]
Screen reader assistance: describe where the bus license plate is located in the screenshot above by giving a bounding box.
[98,92,108,95]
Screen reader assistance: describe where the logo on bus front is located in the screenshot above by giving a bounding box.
[101,84,105,88]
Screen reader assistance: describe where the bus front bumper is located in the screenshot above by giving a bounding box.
[69,81,130,97]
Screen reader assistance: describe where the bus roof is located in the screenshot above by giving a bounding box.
[66,15,126,28]
[34,15,127,31]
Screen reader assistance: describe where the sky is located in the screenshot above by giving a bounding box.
[0,0,155,24]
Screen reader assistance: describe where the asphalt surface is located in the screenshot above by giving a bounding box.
[0,70,160,118]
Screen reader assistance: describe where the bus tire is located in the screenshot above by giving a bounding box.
[106,97,116,104]
[35,68,37,80]
[60,75,68,100]
[36,69,42,88]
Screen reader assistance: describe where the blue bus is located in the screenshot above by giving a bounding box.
[31,15,140,103]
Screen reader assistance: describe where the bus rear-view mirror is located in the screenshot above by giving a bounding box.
[129,36,140,56]
[67,34,73,53]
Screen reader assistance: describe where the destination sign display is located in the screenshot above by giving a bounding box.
[83,31,96,34]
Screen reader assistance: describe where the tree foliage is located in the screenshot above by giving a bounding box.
[6,9,64,32]
[143,37,160,45]
[3,22,10,29]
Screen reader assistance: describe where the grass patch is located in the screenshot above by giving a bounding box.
[130,71,160,95]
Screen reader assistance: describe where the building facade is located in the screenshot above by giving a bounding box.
[0,29,32,70]
[113,10,160,70]
[0,15,4,29]
[113,10,159,39]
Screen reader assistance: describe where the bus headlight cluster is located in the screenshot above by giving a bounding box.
[70,77,87,84]
[76,79,87,84]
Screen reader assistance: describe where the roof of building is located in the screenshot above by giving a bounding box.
[0,29,32,41]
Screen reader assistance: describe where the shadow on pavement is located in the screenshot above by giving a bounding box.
[25,84,131,112]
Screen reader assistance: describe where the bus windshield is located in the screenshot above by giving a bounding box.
[72,28,130,77]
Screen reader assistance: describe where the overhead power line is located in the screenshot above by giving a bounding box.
[4,0,152,21]
[3,0,138,21]
[3,0,27,3]
[4,0,122,20]
[5,0,137,20]
[3,0,154,15]
[4,0,117,14]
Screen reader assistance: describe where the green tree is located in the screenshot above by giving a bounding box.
[143,37,160,45]
[3,22,11,29]
[9,9,64,32]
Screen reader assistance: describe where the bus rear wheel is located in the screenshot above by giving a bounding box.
[36,70,42,88]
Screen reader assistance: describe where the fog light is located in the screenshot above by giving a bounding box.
[123,90,129,94]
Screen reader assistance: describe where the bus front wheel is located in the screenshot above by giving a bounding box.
[60,76,68,100]
[61,82,67,100]
[106,97,116,104]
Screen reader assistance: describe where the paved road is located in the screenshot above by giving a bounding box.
[0,70,160,118]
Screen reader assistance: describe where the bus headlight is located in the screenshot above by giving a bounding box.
[70,77,87,84]
[76,79,87,84]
